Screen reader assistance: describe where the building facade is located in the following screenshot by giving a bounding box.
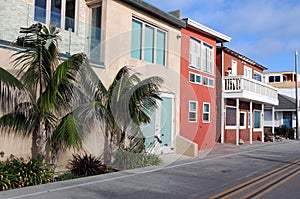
[0,0,187,165]
[216,47,278,145]
[179,18,230,155]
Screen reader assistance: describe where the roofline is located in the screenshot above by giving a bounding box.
[121,0,186,28]
[184,18,231,43]
[218,47,268,70]
[264,71,298,75]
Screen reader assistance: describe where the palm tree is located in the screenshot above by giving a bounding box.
[0,23,87,161]
[55,65,163,164]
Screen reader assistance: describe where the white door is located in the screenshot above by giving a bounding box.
[231,60,237,76]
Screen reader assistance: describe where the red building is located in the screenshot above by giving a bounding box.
[180,18,231,153]
[216,47,278,144]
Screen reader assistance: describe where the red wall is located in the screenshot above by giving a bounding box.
[180,27,217,151]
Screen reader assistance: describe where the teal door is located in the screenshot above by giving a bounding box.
[160,97,172,147]
[141,94,174,153]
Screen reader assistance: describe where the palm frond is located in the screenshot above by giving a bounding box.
[51,112,83,152]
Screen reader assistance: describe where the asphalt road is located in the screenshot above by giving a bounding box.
[1,140,300,199]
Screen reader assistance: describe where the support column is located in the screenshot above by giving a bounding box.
[262,104,265,143]
[236,99,240,146]
[272,106,275,142]
[250,101,253,144]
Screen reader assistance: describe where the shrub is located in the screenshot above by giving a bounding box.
[275,125,295,139]
[55,173,80,181]
[68,154,106,177]
[114,149,162,170]
[0,156,54,191]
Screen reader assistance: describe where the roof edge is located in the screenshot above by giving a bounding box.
[121,0,186,28]
[185,18,231,43]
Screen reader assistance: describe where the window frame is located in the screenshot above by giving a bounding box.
[240,111,246,129]
[253,110,262,131]
[189,72,202,85]
[189,37,214,74]
[189,101,198,122]
[34,0,78,33]
[225,105,237,129]
[244,66,252,79]
[131,18,167,66]
[254,71,263,82]
[203,76,214,88]
[203,103,210,123]
[248,112,251,128]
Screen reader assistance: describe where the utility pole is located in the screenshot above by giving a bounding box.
[296,50,299,140]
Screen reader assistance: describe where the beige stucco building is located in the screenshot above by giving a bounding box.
[0,0,198,168]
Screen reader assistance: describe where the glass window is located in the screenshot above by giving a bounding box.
[248,112,251,128]
[189,38,201,70]
[204,77,214,87]
[156,30,165,66]
[89,6,101,62]
[244,66,252,79]
[275,75,281,82]
[65,0,76,31]
[254,110,261,128]
[269,76,274,82]
[144,25,154,63]
[240,112,246,127]
[254,71,262,82]
[34,0,47,23]
[226,106,236,126]
[189,101,197,122]
[203,43,213,74]
[203,103,210,122]
[50,0,62,28]
[131,19,142,60]
[189,72,201,84]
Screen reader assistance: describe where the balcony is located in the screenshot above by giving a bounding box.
[0,2,103,66]
[223,76,278,106]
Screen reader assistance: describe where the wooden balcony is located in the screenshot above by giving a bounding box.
[223,76,278,105]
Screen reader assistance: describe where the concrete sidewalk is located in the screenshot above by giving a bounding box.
[0,140,294,199]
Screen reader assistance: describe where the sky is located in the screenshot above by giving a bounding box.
[146,0,300,72]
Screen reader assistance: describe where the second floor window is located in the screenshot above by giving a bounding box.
[254,71,262,82]
[189,37,214,74]
[131,19,166,66]
[34,0,76,32]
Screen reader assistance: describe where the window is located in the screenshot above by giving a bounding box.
[189,38,214,74]
[203,103,210,123]
[254,110,261,129]
[226,106,236,127]
[248,112,251,128]
[203,77,214,87]
[190,38,201,70]
[231,60,237,75]
[240,112,246,129]
[50,0,62,28]
[203,43,214,74]
[34,0,77,32]
[244,66,252,79]
[189,101,198,122]
[189,72,202,84]
[254,71,262,82]
[268,75,281,83]
[34,0,46,24]
[65,0,76,31]
[131,19,166,66]
[89,5,101,62]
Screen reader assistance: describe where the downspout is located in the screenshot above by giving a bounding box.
[220,48,225,143]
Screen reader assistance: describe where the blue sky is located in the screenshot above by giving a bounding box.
[146,0,300,72]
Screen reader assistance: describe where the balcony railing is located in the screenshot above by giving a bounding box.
[0,2,103,65]
[223,76,278,105]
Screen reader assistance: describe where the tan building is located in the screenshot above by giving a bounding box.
[0,0,199,168]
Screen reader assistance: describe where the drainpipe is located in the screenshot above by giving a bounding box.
[221,49,225,143]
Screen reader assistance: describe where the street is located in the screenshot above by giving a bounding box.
[1,141,300,199]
